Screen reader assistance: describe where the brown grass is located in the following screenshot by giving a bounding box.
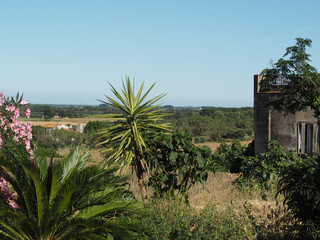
[22,117,114,127]
[196,140,253,153]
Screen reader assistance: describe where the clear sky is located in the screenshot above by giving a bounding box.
[1,1,320,107]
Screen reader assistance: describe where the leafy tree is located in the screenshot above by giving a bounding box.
[57,108,66,118]
[97,77,170,199]
[260,38,320,117]
[0,144,145,239]
[145,131,212,200]
[43,107,55,120]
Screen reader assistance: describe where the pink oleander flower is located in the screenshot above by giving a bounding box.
[13,135,19,142]
[25,139,31,150]
[20,99,29,105]
[5,105,15,112]
[26,131,32,140]
[8,201,18,209]
[14,108,20,118]
[25,108,31,119]
[0,118,6,126]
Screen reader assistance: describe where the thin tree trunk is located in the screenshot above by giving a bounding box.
[134,156,147,204]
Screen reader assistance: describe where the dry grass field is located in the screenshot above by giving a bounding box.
[22,116,114,127]
[196,140,252,152]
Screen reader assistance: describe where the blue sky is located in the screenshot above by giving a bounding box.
[1,1,320,107]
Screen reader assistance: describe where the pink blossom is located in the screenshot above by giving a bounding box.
[14,108,20,118]
[26,131,32,140]
[13,135,19,142]
[25,139,31,150]
[8,201,18,209]
[20,99,29,105]
[25,108,31,119]
[0,136,2,146]
[5,105,15,112]
[0,118,6,126]
[19,130,26,139]
[26,122,32,129]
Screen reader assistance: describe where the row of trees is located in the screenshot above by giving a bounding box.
[166,107,253,141]
[28,104,118,119]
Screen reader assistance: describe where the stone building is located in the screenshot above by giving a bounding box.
[254,75,319,155]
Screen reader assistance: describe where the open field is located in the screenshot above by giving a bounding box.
[22,116,114,127]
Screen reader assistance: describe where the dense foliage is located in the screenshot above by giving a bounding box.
[213,140,299,188]
[260,38,320,117]
[0,145,145,239]
[165,107,253,141]
[278,156,320,236]
[145,131,212,200]
[0,93,146,239]
[212,140,250,173]
[83,120,114,148]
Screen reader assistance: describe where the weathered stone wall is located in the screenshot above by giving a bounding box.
[254,75,318,155]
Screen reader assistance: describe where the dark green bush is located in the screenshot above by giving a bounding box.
[194,136,200,144]
[199,136,207,143]
[213,140,248,173]
[146,131,212,200]
[277,155,320,237]
[240,141,299,185]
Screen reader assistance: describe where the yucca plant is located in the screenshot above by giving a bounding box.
[97,77,170,199]
[0,142,146,239]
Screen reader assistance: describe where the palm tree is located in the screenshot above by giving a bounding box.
[0,143,145,239]
[97,77,170,199]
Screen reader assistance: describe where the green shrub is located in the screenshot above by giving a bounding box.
[213,140,247,173]
[194,136,200,144]
[277,155,320,238]
[146,131,212,200]
[140,199,256,240]
[240,141,299,186]
[199,136,207,143]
